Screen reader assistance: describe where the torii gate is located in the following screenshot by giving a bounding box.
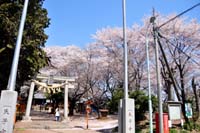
[23,74,75,121]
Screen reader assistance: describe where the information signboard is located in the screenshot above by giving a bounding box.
[168,104,181,120]
[185,103,192,118]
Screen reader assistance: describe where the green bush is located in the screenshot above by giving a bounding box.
[183,121,200,131]
[107,89,158,122]
[129,90,158,121]
[170,128,178,133]
[107,89,124,114]
[184,122,194,131]
[170,128,188,133]
[180,130,188,133]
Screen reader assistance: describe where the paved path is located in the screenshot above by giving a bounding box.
[14,129,100,133]
[14,111,118,133]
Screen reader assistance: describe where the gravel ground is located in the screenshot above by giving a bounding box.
[14,129,100,133]
[14,111,118,133]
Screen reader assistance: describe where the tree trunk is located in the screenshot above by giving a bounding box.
[180,72,188,122]
[192,77,200,121]
[181,89,188,122]
[69,99,76,116]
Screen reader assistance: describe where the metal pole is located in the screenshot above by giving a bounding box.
[119,1,136,132]
[151,9,163,133]
[122,0,128,99]
[7,0,29,91]
[145,37,153,133]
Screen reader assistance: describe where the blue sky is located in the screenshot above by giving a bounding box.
[43,0,200,47]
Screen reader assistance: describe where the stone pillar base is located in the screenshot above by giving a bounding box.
[22,116,32,121]
[62,117,69,123]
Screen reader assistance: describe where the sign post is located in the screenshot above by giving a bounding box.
[85,100,92,129]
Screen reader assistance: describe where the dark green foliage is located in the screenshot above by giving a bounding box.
[107,89,158,122]
[170,128,178,133]
[180,130,188,133]
[168,128,189,133]
[0,0,50,91]
[46,92,64,105]
[129,90,148,120]
[183,121,200,131]
[129,90,158,121]
[107,89,124,114]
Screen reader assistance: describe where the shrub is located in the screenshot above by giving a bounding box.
[183,121,200,131]
[107,89,124,114]
[107,89,158,122]
[129,90,158,121]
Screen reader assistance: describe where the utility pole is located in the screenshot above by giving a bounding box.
[151,9,163,133]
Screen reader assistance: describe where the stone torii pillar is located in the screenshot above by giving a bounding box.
[63,80,75,121]
[23,81,35,120]
[64,81,68,120]
[23,75,75,121]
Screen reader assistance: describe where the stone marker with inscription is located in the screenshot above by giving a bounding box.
[0,90,18,133]
[119,98,135,133]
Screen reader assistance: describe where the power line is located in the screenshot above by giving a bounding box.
[157,32,200,67]
[158,2,200,29]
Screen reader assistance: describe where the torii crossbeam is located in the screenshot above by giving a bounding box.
[23,74,76,121]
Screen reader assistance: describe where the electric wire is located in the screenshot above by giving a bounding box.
[158,2,200,29]
[157,32,200,67]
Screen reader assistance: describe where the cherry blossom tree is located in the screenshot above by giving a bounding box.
[40,14,200,119]
[41,45,89,115]
[154,14,200,120]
